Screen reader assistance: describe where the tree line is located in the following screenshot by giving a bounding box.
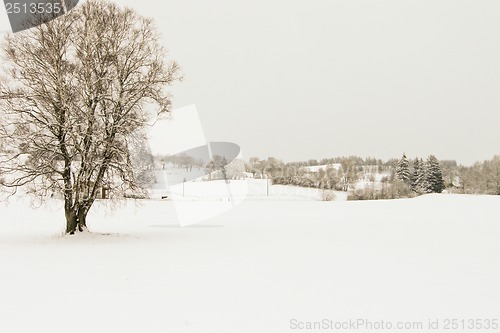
[395,154,445,194]
[244,154,500,199]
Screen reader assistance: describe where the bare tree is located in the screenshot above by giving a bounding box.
[0,0,181,234]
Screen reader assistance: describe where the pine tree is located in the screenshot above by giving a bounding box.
[425,155,445,193]
[411,158,426,193]
[396,153,411,184]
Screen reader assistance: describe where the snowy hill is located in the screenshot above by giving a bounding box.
[150,172,347,201]
[1,194,499,332]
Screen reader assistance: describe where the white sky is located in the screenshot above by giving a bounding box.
[147,105,207,156]
[2,1,500,165]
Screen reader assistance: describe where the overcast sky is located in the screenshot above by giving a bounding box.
[2,1,500,165]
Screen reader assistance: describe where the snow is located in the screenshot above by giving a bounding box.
[1,194,500,333]
[303,164,342,173]
[150,174,347,226]
[152,175,346,202]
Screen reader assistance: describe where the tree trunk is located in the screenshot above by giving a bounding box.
[77,208,88,232]
[65,207,89,235]
[65,209,78,235]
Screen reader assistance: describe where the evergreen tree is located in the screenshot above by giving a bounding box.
[411,158,426,193]
[425,155,445,193]
[396,153,411,184]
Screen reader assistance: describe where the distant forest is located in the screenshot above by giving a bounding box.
[152,152,500,200]
[244,154,500,200]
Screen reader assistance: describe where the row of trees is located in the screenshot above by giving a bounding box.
[394,153,500,195]
[260,153,500,198]
[153,153,247,181]
[252,154,500,199]
[246,156,389,184]
[288,156,389,168]
[395,154,445,194]
[272,176,322,189]
[250,153,500,199]
[156,153,204,171]
[457,156,500,195]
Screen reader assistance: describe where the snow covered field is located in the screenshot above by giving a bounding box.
[1,194,499,333]
[153,172,348,202]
